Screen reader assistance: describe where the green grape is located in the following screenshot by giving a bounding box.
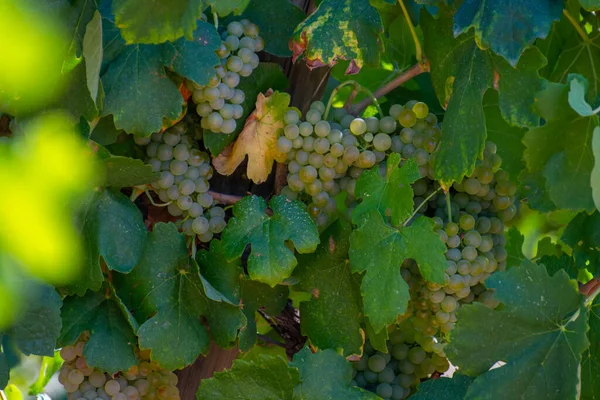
[341,134,357,147]
[226,56,243,73]
[188,203,204,218]
[221,118,236,134]
[408,347,426,364]
[343,146,360,165]
[350,118,367,135]
[314,120,331,137]
[398,360,415,375]
[308,152,324,168]
[349,166,363,179]
[367,355,387,373]
[227,21,244,37]
[166,185,180,201]
[446,248,462,262]
[463,178,481,195]
[284,110,300,125]
[225,35,240,51]
[224,71,240,88]
[302,136,314,152]
[447,235,460,248]
[209,217,227,233]
[219,104,234,119]
[330,143,344,157]
[466,201,482,215]
[391,343,409,360]
[177,195,193,211]
[288,160,301,174]
[399,128,415,144]
[445,222,459,236]
[196,102,212,117]
[157,144,173,161]
[218,82,232,99]
[334,160,348,175]
[229,89,244,104]
[197,192,214,208]
[463,230,482,247]
[239,63,253,77]
[170,160,188,176]
[295,149,309,165]
[210,98,225,110]
[310,101,326,114]
[203,86,220,101]
[299,121,313,136]
[157,171,175,189]
[313,137,330,154]
[277,136,293,153]
[299,165,318,183]
[191,216,209,235]
[292,137,303,149]
[332,107,348,122]
[389,104,404,119]
[284,124,300,139]
[198,162,213,177]
[372,132,391,151]
[207,112,224,131]
[376,383,393,398]
[493,195,512,210]
[391,136,404,153]
[478,235,494,252]
[323,153,338,168]
[312,191,329,207]
[327,129,343,143]
[412,102,429,119]
[239,36,255,50]
[146,142,159,158]
[379,116,397,133]
[306,109,322,125]
[398,109,417,128]
[179,179,196,196]
[172,144,189,161]
[462,246,478,261]
[459,214,475,230]
[499,204,517,221]
[305,179,323,196]
[318,166,335,181]
[441,296,458,313]
[288,174,304,192]
[363,132,373,142]
[413,148,429,166]
[232,104,243,119]
[356,150,375,168]
[365,117,379,133]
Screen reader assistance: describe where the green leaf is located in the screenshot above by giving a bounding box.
[561,211,600,270]
[483,91,526,181]
[83,10,103,104]
[112,0,203,44]
[101,21,221,135]
[7,285,62,357]
[410,374,475,400]
[29,352,63,395]
[60,0,98,72]
[196,240,288,351]
[447,260,589,400]
[582,295,600,399]
[540,254,580,279]
[523,82,597,211]
[206,0,251,16]
[115,223,245,370]
[99,155,160,188]
[90,116,124,146]
[239,0,306,57]
[291,347,379,399]
[222,195,319,286]
[196,354,299,399]
[52,60,99,121]
[204,62,288,155]
[59,287,138,374]
[349,212,446,332]
[0,349,8,389]
[568,74,596,116]
[453,0,561,66]
[352,155,421,226]
[518,171,556,212]
[580,0,600,11]
[290,0,384,73]
[293,221,363,357]
[505,227,525,268]
[592,126,600,211]
[422,9,493,187]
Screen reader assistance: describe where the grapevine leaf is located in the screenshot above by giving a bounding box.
[99,155,160,188]
[483,91,526,181]
[29,352,63,395]
[580,0,600,11]
[67,189,147,295]
[101,21,221,135]
[453,0,561,66]
[51,60,99,121]
[239,0,306,57]
[83,10,103,104]
[115,223,245,370]
[505,227,525,268]
[214,91,290,183]
[518,171,556,212]
[112,0,203,44]
[352,155,421,226]
[60,0,98,72]
[523,82,597,211]
[0,349,8,389]
[293,221,363,357]
[349,212,446,332]
[205,0,251,16]
[203,63,289,155]
[568,74,596,116]
[592,126,600,211]
[59,287,138,374]
[447,260,589,400]
[90,116,124,146]
[540,254,579,280]
[410,374,475,400]
[582,295,600,399]
[422,9,493,187]
[221,195,320,286]
[291,347,379,399]
[364,318,388,353]
[494,47,547,128]
[196,354,299,399]
[7,285,62,356]
[196,240,288,351]
[290,0,384,74]
[561,211,600,271]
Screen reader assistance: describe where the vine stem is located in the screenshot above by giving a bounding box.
[324,80,383,119]
[208,190,243,205]
[398,0,423,64]
[350,62,430,115]
[445,191,452,222]
[403,187,442,226]
[563,9,588,41]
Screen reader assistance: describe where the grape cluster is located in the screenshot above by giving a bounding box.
[278,100,441,227]
[59,334,179,400]
[351,323,450,400]
[189,19,263,134]
[135,120,226,243]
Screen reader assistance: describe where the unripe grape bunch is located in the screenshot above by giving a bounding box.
[189,18,264,134]
[58,333,179,400]
[135,120,227,243]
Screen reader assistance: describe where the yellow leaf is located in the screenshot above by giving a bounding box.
[213,91,290,183]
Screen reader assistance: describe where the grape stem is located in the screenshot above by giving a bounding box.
[213,12,219,30]
[563,9,588,41]
[324,80,383,119]
[403,187,442,226]
[208,190,243,205]
[144,189,172,207]
[398,0,424,65]
[350,62,430,115]
[445,191,452,222]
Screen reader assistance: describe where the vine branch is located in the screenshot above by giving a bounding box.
[350,62,430,115]
[208,190,243,205]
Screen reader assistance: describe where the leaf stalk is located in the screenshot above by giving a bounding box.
[563,9,588,41]
[398,0,423,64]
